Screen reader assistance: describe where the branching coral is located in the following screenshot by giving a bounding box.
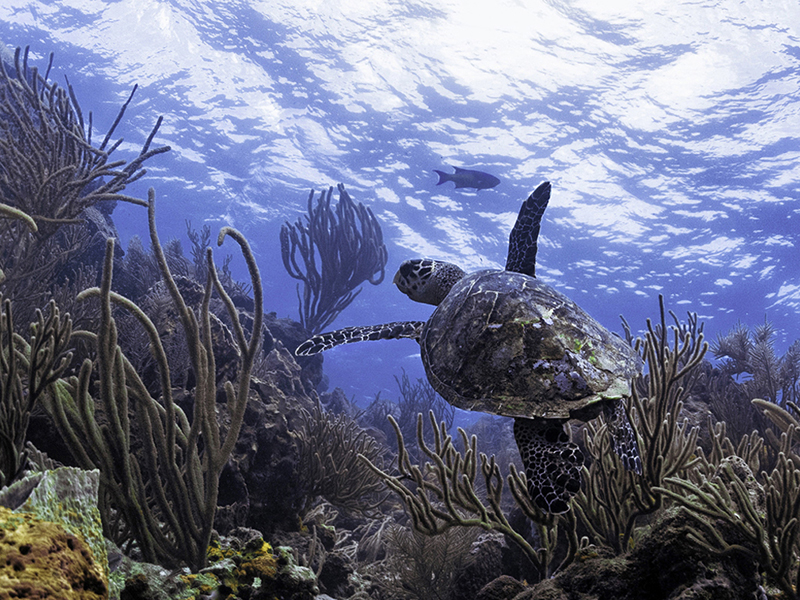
[361,412,578,582]
[0,297,72,486]
[575,296,707,552]
[0,47,168,226]
[658,424,800,600]
[0,46,169,323]
[395,369,454,454]
[712,319,800,408]
[296,399,389,517]
[41,188,262,571]
[280,184,388,335]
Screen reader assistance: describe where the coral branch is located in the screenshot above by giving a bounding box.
[0,297,72,486]
[0,46,169,229]
[360,411,577,582]
[280,184,387,334]
[577,295,707,551]
[41,188,262,571]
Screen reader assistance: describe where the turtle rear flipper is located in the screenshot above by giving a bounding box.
[605,401,642,475]
[513,417,583,514]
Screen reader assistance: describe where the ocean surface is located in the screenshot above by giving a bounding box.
[1,0,798,406]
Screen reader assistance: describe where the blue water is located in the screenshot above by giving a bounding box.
[2,1,798,405]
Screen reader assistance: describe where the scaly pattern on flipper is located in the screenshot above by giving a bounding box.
[605,401,642,474]
[295,321,425,356]
[505,181,551,277]
[513,417,583,514]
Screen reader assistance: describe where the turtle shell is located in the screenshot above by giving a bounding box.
[420,270,641,421]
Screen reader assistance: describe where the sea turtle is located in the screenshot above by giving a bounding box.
[296,181,641,513]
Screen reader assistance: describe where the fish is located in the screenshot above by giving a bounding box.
[433,166,501,190]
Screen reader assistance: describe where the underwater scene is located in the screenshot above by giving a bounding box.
[0,1,799,599]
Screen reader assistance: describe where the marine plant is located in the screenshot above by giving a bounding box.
[361,411,578,582]
[0,297,72,487]
[280,184,388,335]
[296,399,389,517]
[0,46,169,324]
[657,402,800,600]
[382,525,480,600]
[575,297,707,552]
[711,319,800,408]
[41,188,262,571]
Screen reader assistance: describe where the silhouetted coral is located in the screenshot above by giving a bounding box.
[712,319,800,408]
[280,184,388,335]
[0,46,169,328]
[394,369,454,455]
[0,297,72,487]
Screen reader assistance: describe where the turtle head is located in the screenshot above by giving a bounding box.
[394,259,466,306]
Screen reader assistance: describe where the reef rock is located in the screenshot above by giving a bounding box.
[0,467,107,581]
[265,312,324,392]
[0,505,106,600]
[515,506,760,600]
[219,341,318,535]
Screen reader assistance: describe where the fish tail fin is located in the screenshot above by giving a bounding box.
[433,170,451,185]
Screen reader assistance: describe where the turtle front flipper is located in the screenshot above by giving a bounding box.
[505,181,551,277]
[605,401,642,475]
[513,417,583,514]
[295,321,425,356]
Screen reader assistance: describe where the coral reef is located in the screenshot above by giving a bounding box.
[280,184,388,335]
[0,505,106,600]
[0,298,72,486]
[41,189,263,571]
[517,507,760,600]
[656,399,800,600]
[6,41,800,600]
[0,46,169,328]
[219,342,317,535]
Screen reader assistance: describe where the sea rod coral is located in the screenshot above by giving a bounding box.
[575,297,707,552]
[41,188,262,571]
[361,411,578,582]
[0,46,169,324]
[280,184,388,335]
[0,297,72,487]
